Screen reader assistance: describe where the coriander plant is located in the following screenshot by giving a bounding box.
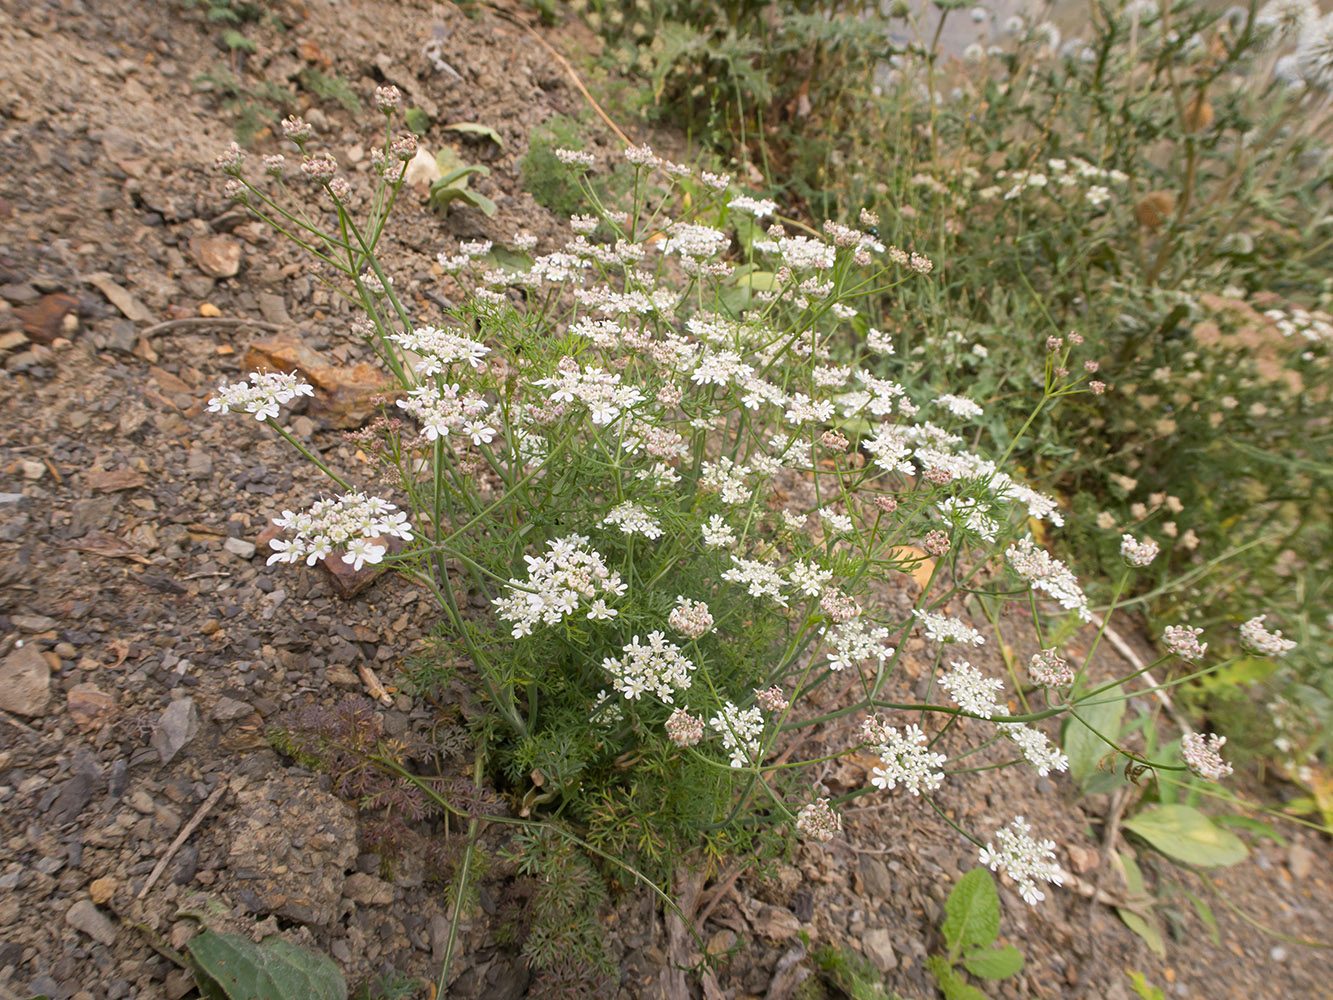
[204,84,1290,985]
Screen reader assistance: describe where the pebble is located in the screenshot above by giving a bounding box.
[152,697,200,764]
[223,536,256,559]
[88,877,116,904]
[862,927,898,972]
[65,899,116,946]
[0,643,52,717]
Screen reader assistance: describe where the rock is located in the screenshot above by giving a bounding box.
[706,929,737,956]
[862,928,897,973]
[85,273,150,322]
[343,872,394,905]
[210,696,253,722]
[88,877,117,904]
[189,235,243,278]
[751,905,801,941]
[1288,843,1314,880]
[14,293,79,345]
[11,612,55,631]
[87,468,146,493]
[0,644,51,717]
[245,336,391,428]
[257,292,290,324]
[1067,843,1100,875]
[65,899,116,946]
[48,771,95,825]
[186,447,213,480]
[152,697,200,764]
[223,536,256,559]
[765,944,812,1000]
[225,777,358,925]
[67,684,115,730]
[858,856,893,898]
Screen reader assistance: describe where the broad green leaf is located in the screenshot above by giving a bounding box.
[1117,908,1166,957]
[445,122,504,148]
[926,955,989,1000]
[962,944,1024,979]
[404,108,432,136]
[942,868,999,952]
[1123,805,1248,867]
[1063,685,1125,790]
[1128,969,1167,1000]
[1179,887,1221,946]
[735,270,778,291]
[186,931,347,1000]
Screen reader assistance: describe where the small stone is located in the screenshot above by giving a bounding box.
[858,856,893,898]
[343,871,394,905]
[863,928,898,973]
[186,448,213,480]
[68,684,115,730]
[1287,844,1314,880]
[751,905,801,941]
[223,536,256,559]
[152,697,200,764]
[1067,843,1100,874]
[199,302,222,317]
[48,771,95,825]
[706,929,737,956]
[210,696,253,721]
[0,644,52,717]
[65,899,117,946]
[88,877,117,904]
[20,459,44,480]
[189,235,243,278]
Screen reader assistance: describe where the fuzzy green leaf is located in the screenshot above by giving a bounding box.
[942,868,999,952]
[1063,686,1125,790]
[1117,907,1166,957]
[445,122,504,148]
[404,108,432,136]
[961,944,1024,979]
[926,955,989,1000]
[1123,805,1248,867]
[186,931,347,1000]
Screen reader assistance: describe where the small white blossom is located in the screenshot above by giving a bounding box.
[1239,616,1297,656]
[939,660,1004,718]
[1163,625,1207,660]
[978,816,1063,905]
[602,631,696,703]
[710,701,766,768]
[1181,732,1233,781]
[863,719,946,796]
[1120,533,1160,567]
[913,609,985,646]
[207,371,314,422]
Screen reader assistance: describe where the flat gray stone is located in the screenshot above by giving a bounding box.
[66,899,117,946]
[152,697,199,764]
[0,644,51,717]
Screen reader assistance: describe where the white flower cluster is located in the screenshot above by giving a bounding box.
[492,534,626,638]
[1163,624,1207,660]
[1005,536,1091,621]
[701,514,737,547]
[710,701,766,768]
[826,617,894,672]
[1181,731,1233,781]
[722,556,788,606]
[1028,648,1075,687]
[267,492,413,570]
[662,223,729,259]
[795,799,843,842]
[599,501,663,540]
[601,631,696,703]
[754,686,790,713]
[668,596,714,639]
[939,660,1004,718]
[699,458,753,505]
[396,384,495,444]
[913,609,985,646]
[1239,615,1297,656]
[934,393,984,419]
[788,560,833,597]
[728,194,778,217]
[532,364,645,425]
[1120,533,1160,567]
[665,708,704,746]
[390,325,490,375]
[862,718,946,796]
[207,370,314,422]
[978,816,1064,905]
[1000,724,1069,776]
